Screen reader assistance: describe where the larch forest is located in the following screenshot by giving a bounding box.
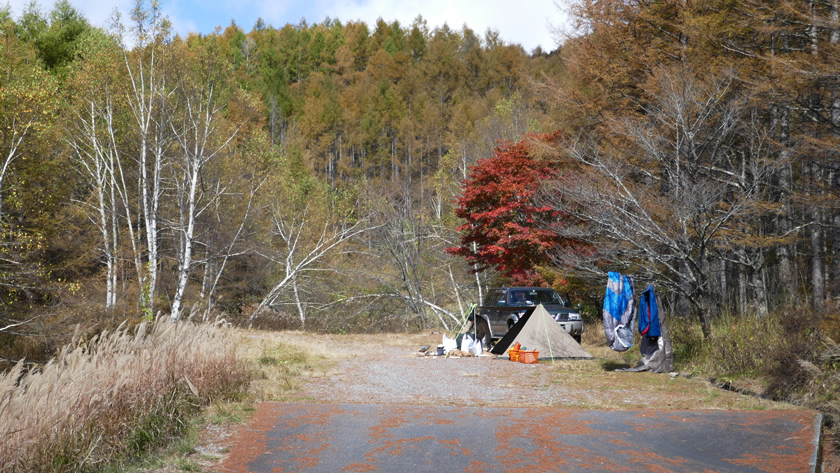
[2,0,840,368]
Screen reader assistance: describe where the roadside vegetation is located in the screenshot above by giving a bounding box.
[0,317,250,473]
[673,307,840,437]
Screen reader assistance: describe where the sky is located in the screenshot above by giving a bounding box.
[2,0,571,53]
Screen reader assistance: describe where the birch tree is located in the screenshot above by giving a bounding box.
[168,37,244,321]
[116,0,172,315]
[67,31,124,309]
[69,27,167,314]
[250,203,375,326]
[249,151,376,325]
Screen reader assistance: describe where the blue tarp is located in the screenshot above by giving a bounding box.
[602,271,635,351]
[638,285,660,337]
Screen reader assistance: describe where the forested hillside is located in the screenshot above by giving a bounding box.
[0,0,564,364]
[1,0,839,367]
[542,0,840,340]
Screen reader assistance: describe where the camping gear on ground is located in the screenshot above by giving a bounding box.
[461,334,483,356]
[518,350,539,364]
[441,333,482,356]
[491,305,592,359]
[442,334,458,353]
[508,342,522,361]
[603,272,636,352]
[436,345,444,356]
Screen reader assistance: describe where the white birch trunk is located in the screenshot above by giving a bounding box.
[120,3,172,316]
[168,49,241,321]
[292,274,306,327]
[447,263,464,316]
[170,163,199,321]
[471,241,484,303]
[200,256,212,300]
[71,98,122,310]
[0,128,30,222]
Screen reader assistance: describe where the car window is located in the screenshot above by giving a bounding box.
[510,289,565,306]
[510,290,530,305]
[483,290,504,307]
[496,290,507,306]
[537,289,564,305]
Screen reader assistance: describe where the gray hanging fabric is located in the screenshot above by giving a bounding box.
[618,285,675,373]
[638,286,674,373]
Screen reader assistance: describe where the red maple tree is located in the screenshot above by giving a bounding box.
[447,132,563,286]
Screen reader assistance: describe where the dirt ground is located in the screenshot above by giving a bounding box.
[259,331,791,410]
[185,329,834,473]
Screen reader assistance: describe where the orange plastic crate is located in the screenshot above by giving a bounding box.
[519,350,539,364]
[508,349,521,361]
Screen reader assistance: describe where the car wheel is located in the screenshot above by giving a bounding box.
[475,317,492,351]
[573,334,582,344]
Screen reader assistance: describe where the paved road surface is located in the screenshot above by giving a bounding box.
[222,402,820,473]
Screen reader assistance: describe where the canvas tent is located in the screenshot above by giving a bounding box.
[490,305,592,359]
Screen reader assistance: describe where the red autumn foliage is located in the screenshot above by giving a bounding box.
[447,132,564,286]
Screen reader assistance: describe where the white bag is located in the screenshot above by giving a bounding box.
[468,339,482,355]
[442,334,458,353]
[460,334,482,355]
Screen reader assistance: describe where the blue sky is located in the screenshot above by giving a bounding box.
[3,0,570,53]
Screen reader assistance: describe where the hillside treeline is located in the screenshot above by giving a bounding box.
[2,0,839,365]
[0,0,561,363]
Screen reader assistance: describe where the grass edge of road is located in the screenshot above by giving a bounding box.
[105,328,340,473]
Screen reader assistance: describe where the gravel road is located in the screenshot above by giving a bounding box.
[282,332,787,411]
[300,348,569,407]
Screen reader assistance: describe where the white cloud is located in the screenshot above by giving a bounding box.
[259,0,567,52]
[3,0,133,31]
[2,0,568,52]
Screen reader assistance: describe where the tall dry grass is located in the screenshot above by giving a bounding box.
[672,308,840,418]
[0,316,250,473]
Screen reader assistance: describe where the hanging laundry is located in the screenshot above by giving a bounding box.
[638,286,674,372]
[619,285,675,373]
[602,272,635,351]
[639,285,660,337]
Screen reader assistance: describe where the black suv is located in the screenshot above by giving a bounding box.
[472,287,584,346]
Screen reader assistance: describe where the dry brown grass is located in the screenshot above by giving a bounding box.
[229,329,442,401]
[0,317,250,473]
[236,330,336,401]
